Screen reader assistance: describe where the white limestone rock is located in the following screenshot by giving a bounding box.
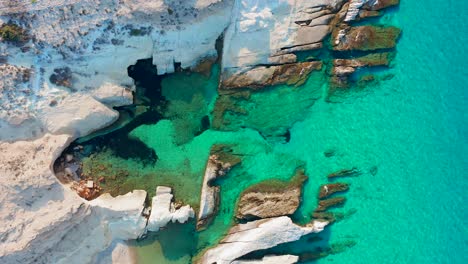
[197,154,232,229]
[96,241,137,264]
[199,216,328,264]
[231,255,299,264]
[90,190,148,240]
[0,0,233,142]
[147,186,195,232]
[345,0,372,22]
[38,94,119,137]
[0,134,146,264]
[222,0,343,71]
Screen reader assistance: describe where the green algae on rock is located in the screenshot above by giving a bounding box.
[0,23,28,44]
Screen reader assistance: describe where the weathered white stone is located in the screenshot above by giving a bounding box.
[345,0,372,21]
[199,216,328,264]
[222,0,341,71]
[197,154,231,229]
[147,186,195,232]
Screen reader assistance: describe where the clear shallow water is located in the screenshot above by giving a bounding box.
[80,0,467,262]
[298,0,468,262]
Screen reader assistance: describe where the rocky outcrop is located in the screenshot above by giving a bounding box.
[0,134,148,263]
[197,145,241,229]
[89,190,148,240]
[331,52,394,87]
[332,26,401,51]
[147,186,195,232]
[0,1,233,262]
[220,0,347,87]
[363,0,400,11]
[236,169,307,220]
[318,183,349,199]
[231,255,299,264]
[199,216,328,264]
[220,62,322,89]
[0,0,232,141]
[316,197,346,212]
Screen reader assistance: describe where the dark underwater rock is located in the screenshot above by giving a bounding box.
[315,197,346,212]
[327,167,361,179]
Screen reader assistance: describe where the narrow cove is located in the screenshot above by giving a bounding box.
[52,7,404,263]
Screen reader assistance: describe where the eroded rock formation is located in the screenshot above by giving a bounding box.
[197,144,241,229]
[236,169,307,220]
[147,186,195,232]
[0,0,233,262]
[199,216,328,264]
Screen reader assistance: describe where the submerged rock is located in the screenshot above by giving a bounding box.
[315,197,346,212]
[333,52,394,69]
[220,61,322,90]
[327,168,361,179]
[147,186,194,232]
[198,216,328,264]
[236,169,308,220]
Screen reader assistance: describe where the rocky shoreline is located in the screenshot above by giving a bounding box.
[0,0,400,263]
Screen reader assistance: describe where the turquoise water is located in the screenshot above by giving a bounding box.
[132,0,467,261]
[283,0,468,262]
[72,0,467,262]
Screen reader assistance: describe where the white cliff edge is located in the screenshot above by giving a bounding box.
[0,0,231,263]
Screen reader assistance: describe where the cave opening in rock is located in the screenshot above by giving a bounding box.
[53,58,168,198]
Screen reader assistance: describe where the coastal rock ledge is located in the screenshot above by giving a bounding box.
[199,216,328,264]
[236,169,308,220]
